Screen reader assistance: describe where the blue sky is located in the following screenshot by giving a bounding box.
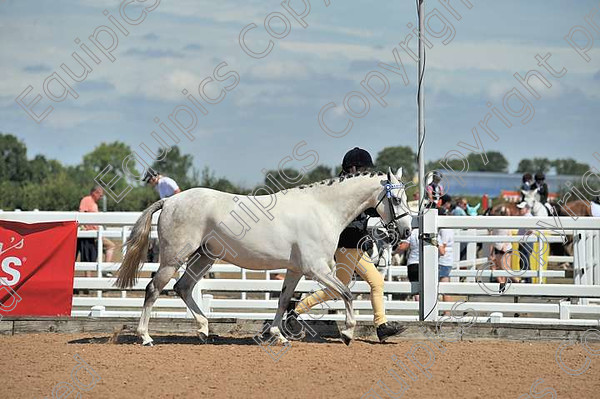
[1,0,599,187]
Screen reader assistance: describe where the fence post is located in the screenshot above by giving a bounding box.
[574,230,582,286]
[593,230,600,285]
[559,300,571,320]
[97,226,103,299]
[201,294,213,317]
[573,230,587,305]
[241,269,247,301]
[386,246,393,301]
[585,231,593,286]
[419,208,439,321]
[536,233,543,284]
[121,226,127,299]
[451,229,460,283]
[466,228,476,282]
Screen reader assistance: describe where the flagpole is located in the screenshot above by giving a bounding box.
[417,0,425,208]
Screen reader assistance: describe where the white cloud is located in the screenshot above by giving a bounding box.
[45,109,122,129]
[247,61,310,80]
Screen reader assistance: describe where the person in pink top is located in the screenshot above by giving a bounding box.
[77,186,115,265]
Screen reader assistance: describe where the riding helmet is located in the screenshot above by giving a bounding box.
[142,169,159,183]
[341,147,374,172]
[522,173,532,182]
[535,172,545,181]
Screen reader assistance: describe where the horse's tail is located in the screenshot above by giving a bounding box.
[115,199,165,289]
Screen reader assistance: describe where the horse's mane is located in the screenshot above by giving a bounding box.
[296,170,386,190]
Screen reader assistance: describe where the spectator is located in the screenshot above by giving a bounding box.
[143,170,181,199]
[516,201,533,283]
[520,173,533,203]
[143,170,181,264]
[489,207,511,287]
[77,186,115,279]
[426,171,444,208]
[438,228,454,302]
[452,198,467,216]
[592,196,600,217]
[439,194,452,215]
[397,228,419,301]
[532,172,549,204]
[521,173,533,191]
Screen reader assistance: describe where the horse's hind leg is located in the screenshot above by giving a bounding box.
[269,270,302,343]
[138,263,178,346]
[173,249,215,343]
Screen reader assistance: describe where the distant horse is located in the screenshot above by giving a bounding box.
[562,200,592,217]
[486,197,576,269]
[487,202,518,216]
[466,203,480,216]
[521,189,549,216]
[115,168,412,346]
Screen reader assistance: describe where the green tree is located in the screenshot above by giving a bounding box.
[212,178,238,193]
[427,151,508,173]
[305,165,333,183]
[469,151,508,172]
[151,146,198,189]
[263,168,305,191]
[552,158,590,175]
[375,146,416,178]
[0,133,30,182]
[28,155,64,184]
[199,166,240,193]
[79,142,139,207]
[516,158,552,174]
[82,141,133,175]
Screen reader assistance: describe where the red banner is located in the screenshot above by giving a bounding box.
[0,220,77,317]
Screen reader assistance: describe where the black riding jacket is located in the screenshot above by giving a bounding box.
[532,181,549,203]
[338,207,379,250]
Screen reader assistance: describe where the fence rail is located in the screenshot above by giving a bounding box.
[2,211,600,326]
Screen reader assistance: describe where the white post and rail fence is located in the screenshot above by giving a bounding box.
[1,210,599,326]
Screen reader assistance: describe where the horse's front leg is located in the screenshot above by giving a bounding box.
[269,270,302,344]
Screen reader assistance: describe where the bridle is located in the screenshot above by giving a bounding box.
[375,181,410,230]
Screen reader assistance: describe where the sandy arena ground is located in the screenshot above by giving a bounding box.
[1,333,599,398]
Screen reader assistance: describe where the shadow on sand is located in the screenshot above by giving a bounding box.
[68,333,341,346]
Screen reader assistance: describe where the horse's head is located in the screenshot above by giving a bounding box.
[521,188,539,207]
[466,203,480,216]
[374,167,412,240]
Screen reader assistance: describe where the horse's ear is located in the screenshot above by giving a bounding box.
[387,167,392,181]
[395,167,403,180]
[475,203,481,210]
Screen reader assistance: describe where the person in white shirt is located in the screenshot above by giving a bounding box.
[438,228,454,302]
[144,170,181,199]
[397,229,420,300]
[592,196,600,217]
[143,170,182,274]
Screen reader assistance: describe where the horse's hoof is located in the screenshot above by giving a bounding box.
[198,332,208,344]
[341,334,352,346]
[142,341,154,347]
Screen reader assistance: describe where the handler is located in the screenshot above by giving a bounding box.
[292,147,406,342]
